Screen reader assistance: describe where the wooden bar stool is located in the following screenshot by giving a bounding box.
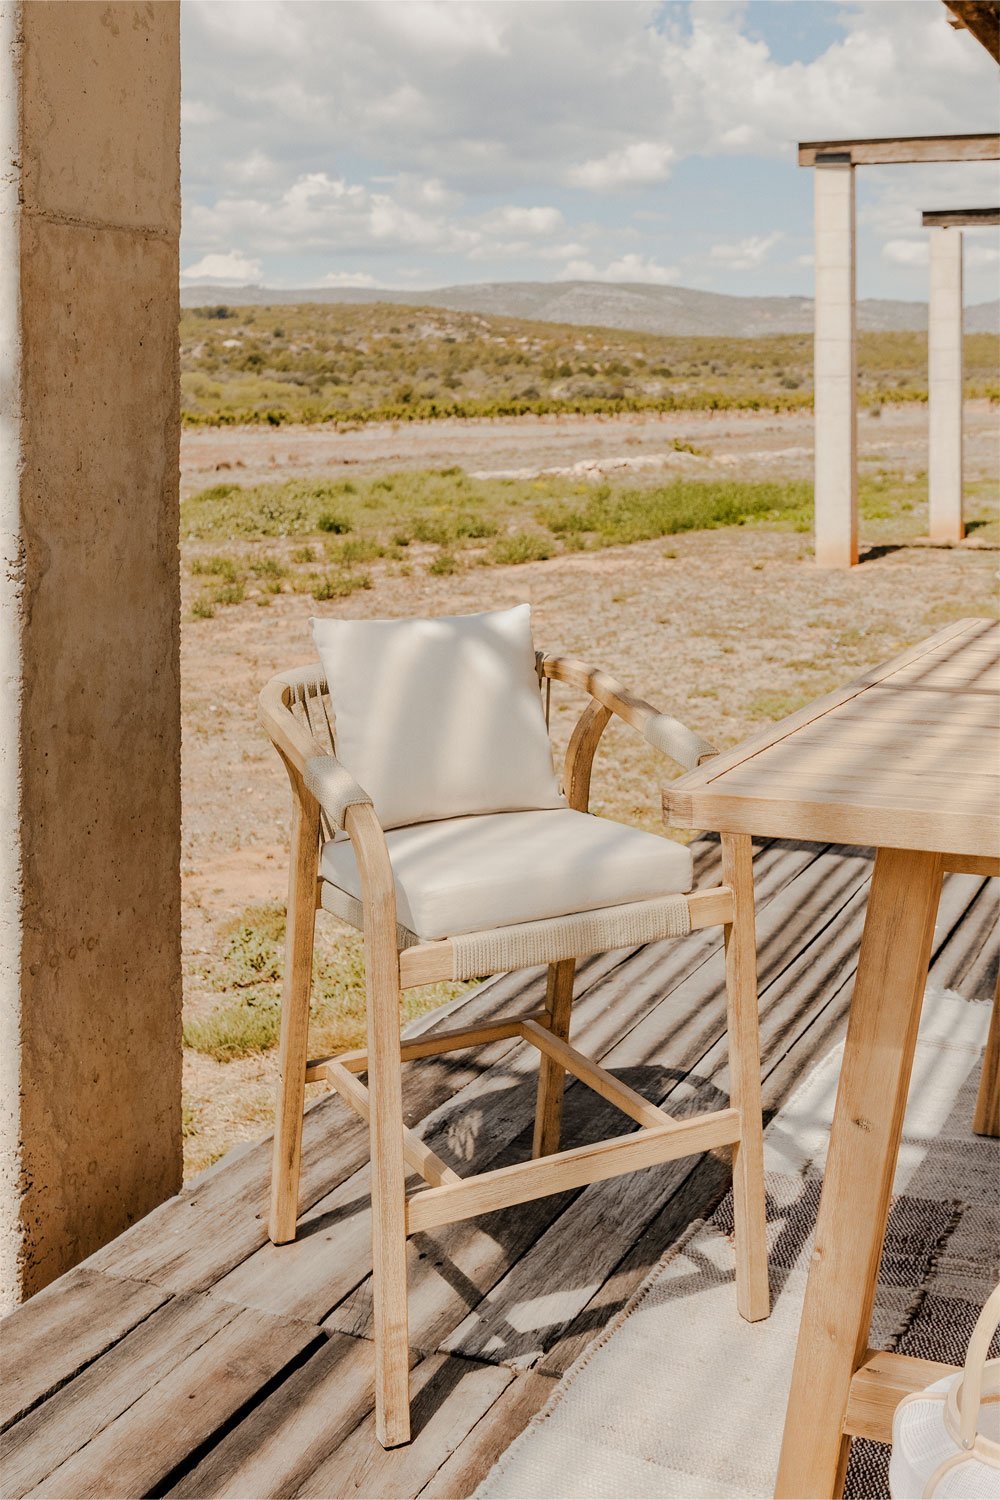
[259,606,770,1448]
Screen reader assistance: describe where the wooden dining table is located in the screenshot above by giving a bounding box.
[664,615,1000,1499]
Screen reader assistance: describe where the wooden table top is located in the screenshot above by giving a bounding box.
[665,617,1000,859]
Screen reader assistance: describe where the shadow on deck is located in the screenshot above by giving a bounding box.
[2,839,997,1499]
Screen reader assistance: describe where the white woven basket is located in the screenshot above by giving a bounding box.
[890,1285,1000,1499]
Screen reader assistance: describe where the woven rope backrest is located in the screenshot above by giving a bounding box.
[279,665,337,838]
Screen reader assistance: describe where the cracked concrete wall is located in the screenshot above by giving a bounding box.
[0,0,182,1308]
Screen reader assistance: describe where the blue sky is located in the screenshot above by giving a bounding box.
[180,1,1000,303]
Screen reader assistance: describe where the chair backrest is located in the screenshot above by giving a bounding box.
[276,652,550,762]
[280,663,337,759]
[273,655,554,840]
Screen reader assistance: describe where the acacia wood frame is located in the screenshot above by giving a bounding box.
[260,653,770,1448]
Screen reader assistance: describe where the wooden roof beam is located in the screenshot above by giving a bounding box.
[922,206,1000,227]
[943,1,1000,63]
[798,134,999,167]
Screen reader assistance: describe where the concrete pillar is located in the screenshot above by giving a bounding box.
[928,227,965,543]
[0,2,182,1308]
[813,159,858,568]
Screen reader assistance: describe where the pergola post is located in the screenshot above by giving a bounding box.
[927,227,965,542]
[813,156,858,568]
[0,1,182,1308]
[799,135,999,568]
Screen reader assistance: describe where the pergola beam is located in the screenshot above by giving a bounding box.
[943,1,1000,62]
[799,134,999,167]
[922,207,1000,227]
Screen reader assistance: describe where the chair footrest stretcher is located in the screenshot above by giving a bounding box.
[308,1015,742,1236]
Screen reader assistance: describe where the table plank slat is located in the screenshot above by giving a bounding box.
[666,619,1000,855]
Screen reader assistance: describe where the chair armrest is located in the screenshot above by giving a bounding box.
[304,754,373,833]
[540,654,714,772]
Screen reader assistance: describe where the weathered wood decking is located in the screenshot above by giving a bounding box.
[2,839,997,1500]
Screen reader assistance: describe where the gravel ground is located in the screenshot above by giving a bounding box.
[181,400,999,495]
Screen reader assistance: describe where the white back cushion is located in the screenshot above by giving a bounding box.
[311,605,565,829]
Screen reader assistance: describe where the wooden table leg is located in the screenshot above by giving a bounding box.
[774,847,944,1500]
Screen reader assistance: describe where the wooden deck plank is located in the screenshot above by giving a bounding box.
[0,1269,168,1433]
[167,1331,410,1500]
[928,877,998,992]
[1,1294,241,1497]
[293,1352,513,1500]
[1,841,993,1500]
[28,1309,322,1499]
[418,1369,558,1500]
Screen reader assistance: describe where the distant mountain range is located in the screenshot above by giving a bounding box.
[179,278,1000,337]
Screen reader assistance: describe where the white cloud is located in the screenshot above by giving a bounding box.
[178,0,1000,299]
[319,270,378,288]
[883,239,928,267]
[180,249,264,284]
[373,1,507,59]
[537,241,589,262]
[225,150,277,186]
[967,244,1000,269]
[557,253,680,285]
[384,175,460,208]
[479,205,565,236]
[187,170,481,257]
[710,231,783,270]
[181,98,219,127]
[570,142,676,192]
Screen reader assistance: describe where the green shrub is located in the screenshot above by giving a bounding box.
[210,579,245,606]
[428,552,459,576]
[250,555,287,578]
[317,512,351,534]
[311,572,373,600]
[491,532,554,565]
[328,537,384,565]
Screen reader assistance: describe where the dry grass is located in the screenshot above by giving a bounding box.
[181,465,997,621]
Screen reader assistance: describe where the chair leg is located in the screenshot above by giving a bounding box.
[972,972,1000,1138]
[533,959,577,1158]
[721,832,770,1322]
[268,783,319,1246]
[364,891,411,1448]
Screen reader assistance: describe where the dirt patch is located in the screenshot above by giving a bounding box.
[181,400,999,497]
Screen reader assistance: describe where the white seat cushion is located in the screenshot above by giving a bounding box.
[311,605,564,830]
[320,809,694,941]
